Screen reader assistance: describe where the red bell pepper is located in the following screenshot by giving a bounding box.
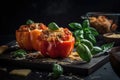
[37,28,75,58]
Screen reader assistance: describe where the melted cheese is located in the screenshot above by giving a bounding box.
[40,28,71,42]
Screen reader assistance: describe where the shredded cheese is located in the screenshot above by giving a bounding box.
[39,28,72,42]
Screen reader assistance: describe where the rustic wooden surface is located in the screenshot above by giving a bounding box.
[0,41,109,76]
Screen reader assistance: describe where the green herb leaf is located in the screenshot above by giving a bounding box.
[74,41,80,47]
[84,28,92,34]
[26,19,34,25]
[11,49,27,58]
[74,30,84,41]
[82,19,90,28]
[80,39,93,50]
[76,43,92,62]
[68,19,100,62]
[48,22,59,31]
[88,27,99,36]
[68,22,82,30]
[84,33,96,45]
[53,63,63,78]
[91,46,103,55]
[101,42,115,52]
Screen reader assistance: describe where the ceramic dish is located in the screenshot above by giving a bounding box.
[86,12,120,34]
[103,33,120,46]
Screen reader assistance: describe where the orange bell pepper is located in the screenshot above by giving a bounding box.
[16,23,47,50]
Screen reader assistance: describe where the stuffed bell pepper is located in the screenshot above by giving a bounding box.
[16,19,47,50]
[37,22,75,58]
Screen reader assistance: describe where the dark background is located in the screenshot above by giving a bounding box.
[1,0,120,35]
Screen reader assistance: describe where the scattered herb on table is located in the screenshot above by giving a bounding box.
[11,49,27,59]
[52,63,63,78]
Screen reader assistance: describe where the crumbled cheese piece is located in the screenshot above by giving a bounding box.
[9,69,31,77]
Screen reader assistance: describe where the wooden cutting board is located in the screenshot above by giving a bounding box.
[0,40,109,76]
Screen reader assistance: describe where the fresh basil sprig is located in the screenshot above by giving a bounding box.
[69,19,99,45]
[68,19,114,62]
[68,19,99,62]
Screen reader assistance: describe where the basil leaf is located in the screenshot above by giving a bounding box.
[26,19,34,25]
[76,43,92,62]
[81,39,93,50]
[74,30,84,41]
[68,22,82,30]
[53,63,63,78]
[84,28,92,34]
[91,46,103,55]
[11,49,27,58]
[84,33,96,45]
[101,42,115,51]
[88,27,99,36]
[82,19,90,28]
[48,22,59,30]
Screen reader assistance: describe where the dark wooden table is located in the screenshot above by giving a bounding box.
[0,35,120,80]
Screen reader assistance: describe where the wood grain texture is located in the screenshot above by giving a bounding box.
[0,41,109,76]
